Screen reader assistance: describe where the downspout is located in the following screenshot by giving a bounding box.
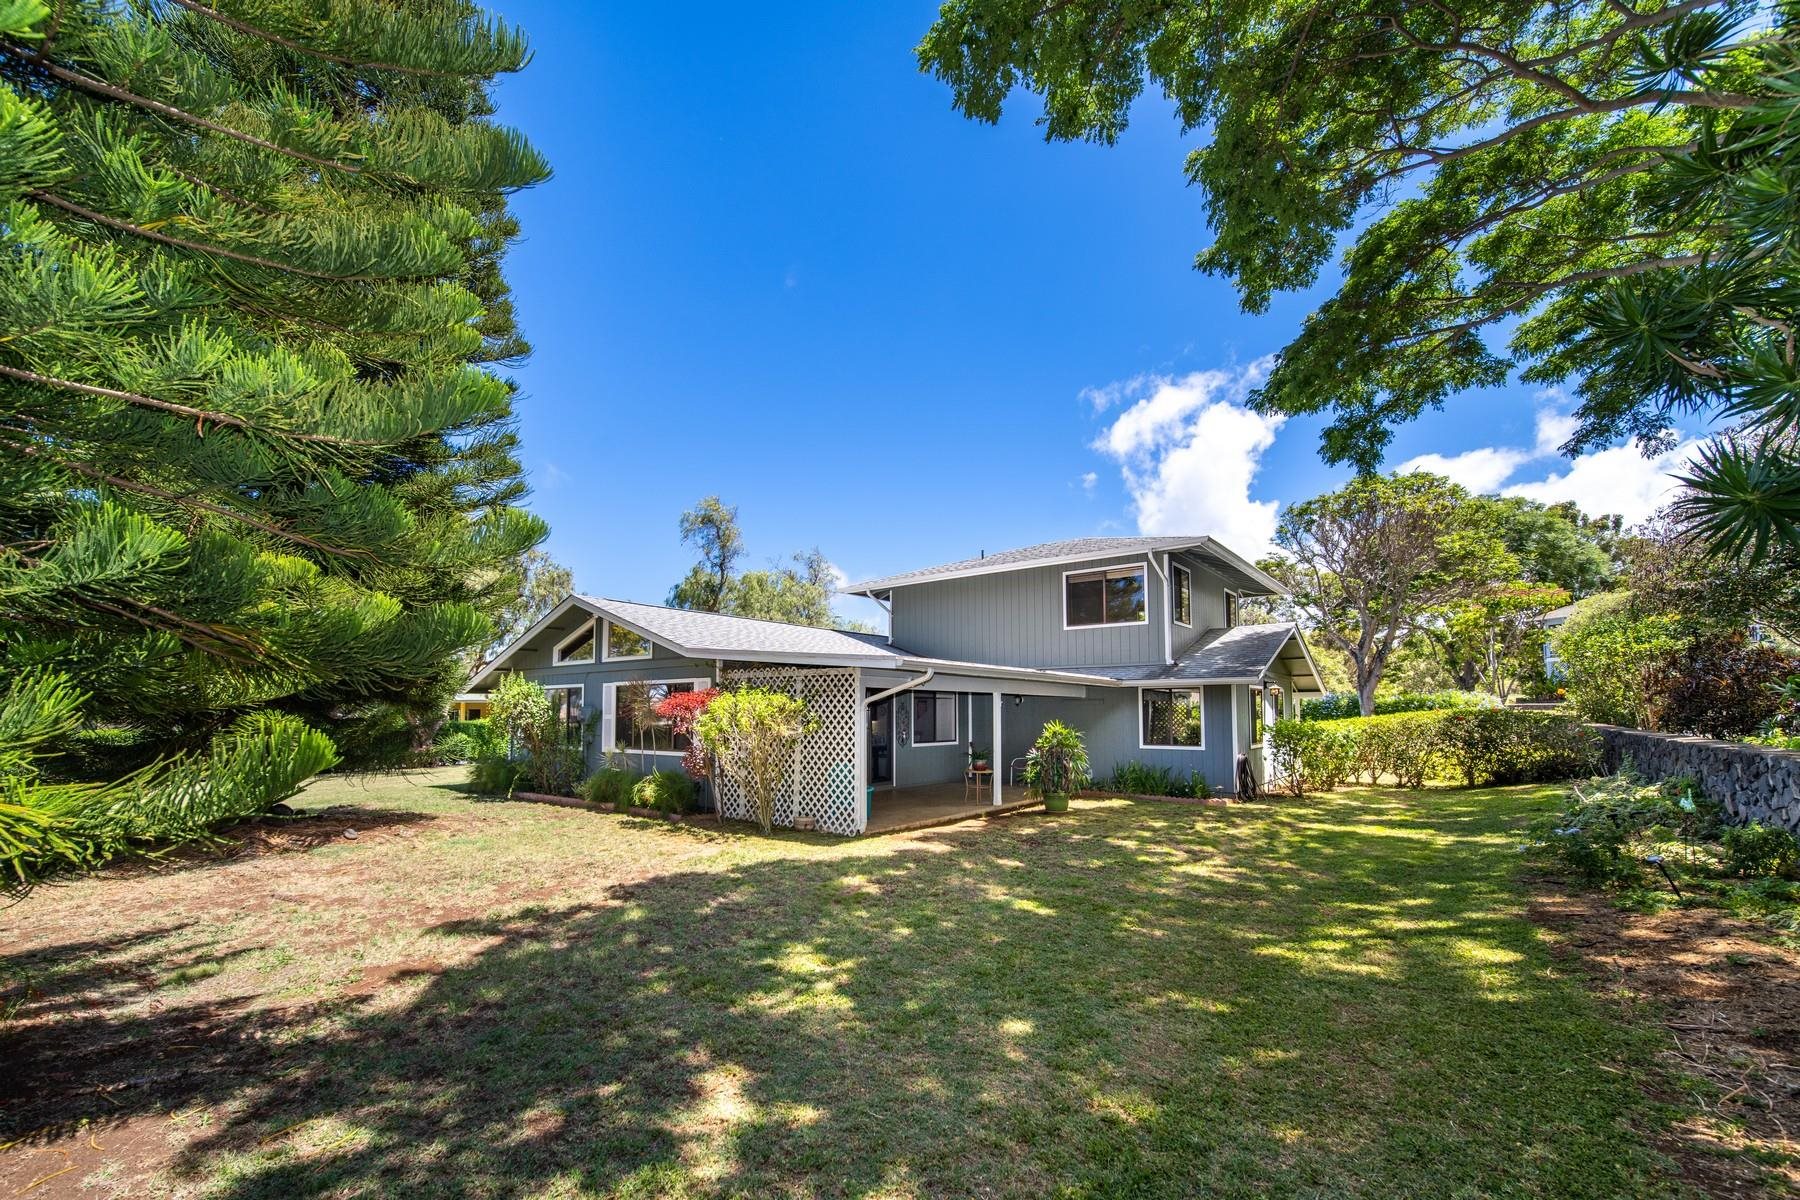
[1146,553,1171,665]
[866,668,934,705]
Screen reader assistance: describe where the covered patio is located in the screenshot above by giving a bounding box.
[864,781,1045,835]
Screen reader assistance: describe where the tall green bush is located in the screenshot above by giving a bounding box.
[1551,594,1683,727]
[694,688,816,834]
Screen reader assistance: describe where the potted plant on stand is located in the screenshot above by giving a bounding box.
[1021,720,1089,814]
[968,744,990,773]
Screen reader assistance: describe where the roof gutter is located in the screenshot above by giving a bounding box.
[865,669,934,705]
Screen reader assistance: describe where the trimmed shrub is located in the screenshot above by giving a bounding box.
[443,718,503,760]
[580,768,633,807]
[1269,709,1598,792]
[1551,593,1683,727]
[1435,709,1602,787]
[1301,690,1492,721]
[1720,823,1800,880]
[469,755,522,796]
[633,770,698,815]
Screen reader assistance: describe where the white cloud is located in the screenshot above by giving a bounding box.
[1394,446,1531,493]
[1088,360,1285,556]
[1504,440,1703,524]
[1395,402,1703,525]
[1079,471,1098,495]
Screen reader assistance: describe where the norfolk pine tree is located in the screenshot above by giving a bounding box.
[0,0,549,886]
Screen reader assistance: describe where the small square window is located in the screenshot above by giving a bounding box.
[911,691,959,745]
[1142,689,1205,748]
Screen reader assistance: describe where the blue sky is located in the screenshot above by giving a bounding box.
[489,2,1704,625]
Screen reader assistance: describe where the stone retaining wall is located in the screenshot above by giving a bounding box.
[1593,725,1800,835]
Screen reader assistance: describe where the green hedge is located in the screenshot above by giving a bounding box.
[1268,709,1601,794]
[1300,691,1496,721]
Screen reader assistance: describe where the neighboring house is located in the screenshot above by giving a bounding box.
[469,536,1323,835]
[448,692,489,721]
[1539,602,1580,681]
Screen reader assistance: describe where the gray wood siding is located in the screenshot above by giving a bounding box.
[890,555,1165,668]
[1170,552,1234,658]
[1000,685,1239,796]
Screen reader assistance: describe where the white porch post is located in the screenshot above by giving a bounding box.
[992,690,1004,805]
[853,669,869,833]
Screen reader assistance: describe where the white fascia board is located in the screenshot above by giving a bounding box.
[467,594,604,690]
[847,543,1207,597]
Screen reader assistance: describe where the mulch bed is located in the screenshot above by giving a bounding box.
[1529,880,1800,1198]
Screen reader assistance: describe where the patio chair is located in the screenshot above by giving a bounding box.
[1008,754,1032,788]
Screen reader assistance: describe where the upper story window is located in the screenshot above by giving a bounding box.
[1064,564,1147,629]
[603,620,651,661]
[1173,564,1192,627]
[553,621,596,665]
[1225,592,1241,628]
[911,691,959,746]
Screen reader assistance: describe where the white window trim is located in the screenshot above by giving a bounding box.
[1137,684,1207,751]
[602,676,709,756]
[1172,563,1193,628]
[1224,588,1242,628]
[1061,562,1150,631]
[553,620,597,665]
[601,619,653,663]
[910,689,960,747]
[1265,685,1282,744]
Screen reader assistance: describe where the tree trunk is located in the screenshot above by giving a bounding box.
[1357,673,1379,717]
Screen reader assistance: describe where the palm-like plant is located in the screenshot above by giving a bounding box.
[1022,721,1091,810]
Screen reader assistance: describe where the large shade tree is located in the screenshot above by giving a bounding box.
[0,0,548,881]
[919,0,1798,555]
[1268,472,1516,714]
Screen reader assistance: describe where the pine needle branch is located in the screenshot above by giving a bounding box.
[0,362,385,447]
[164,0,474,78]
[28,190,426,283]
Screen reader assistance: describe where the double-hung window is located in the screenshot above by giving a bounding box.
[911,691,958,746]
[1065,565,1147,628]
[1141,689,1205,748]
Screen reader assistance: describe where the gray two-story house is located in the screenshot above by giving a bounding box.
[468,536,1322,835]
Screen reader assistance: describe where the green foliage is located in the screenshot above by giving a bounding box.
[579,768,633,807]
[1434,709,1604,788]
[468,754,521,797]
[1269,709,1598,794]
[486,675,582,795]
[442,719,502,761]
[1021,720,1091,798]
[1,669,336,891]
[1719,822,1800,880]
[1550,594,1685,727]
[667,497,847,628]
[1640,631,1800,739]
[917,0,1784,479]
[0,0,549,792]
[1270,472,1517,714]
[632,770,698,815]
[1302,691,1491,721]
[1107,761,1179,797]
[694,687,817,834]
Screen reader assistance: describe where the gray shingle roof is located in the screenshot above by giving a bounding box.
[843,536,1284,595]
[1068,623,1320,689]
[590,597,895,661]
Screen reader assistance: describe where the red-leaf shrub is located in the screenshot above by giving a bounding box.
[655,687,720,778]
[1640,632,1800,739]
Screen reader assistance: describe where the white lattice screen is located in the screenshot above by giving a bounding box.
[715,667,862,836]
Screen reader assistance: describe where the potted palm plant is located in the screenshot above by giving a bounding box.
[1021,720,1089,814]
[969,744,990,772]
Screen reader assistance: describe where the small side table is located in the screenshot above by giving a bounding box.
[965,766,993,804]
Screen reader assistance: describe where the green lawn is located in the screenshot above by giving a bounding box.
[0,772,1714,1197]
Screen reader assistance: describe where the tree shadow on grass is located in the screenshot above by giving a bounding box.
[6,789,1682,1198]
